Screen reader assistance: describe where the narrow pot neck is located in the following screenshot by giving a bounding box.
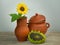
[17,17,27,26]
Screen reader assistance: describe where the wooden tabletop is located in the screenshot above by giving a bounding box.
[0,32,60,45]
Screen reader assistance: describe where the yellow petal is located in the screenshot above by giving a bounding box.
[16,2,28,15]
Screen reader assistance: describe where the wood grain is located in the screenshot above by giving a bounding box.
[0,32,60,45]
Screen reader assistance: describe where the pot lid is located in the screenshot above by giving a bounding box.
[29,13,46,23]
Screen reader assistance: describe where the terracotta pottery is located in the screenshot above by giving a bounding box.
[28,13,50,34]
[15,17,29,41]
[29,13,46,24]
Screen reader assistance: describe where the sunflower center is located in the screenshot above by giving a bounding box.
[30,33,43,41]
[20,7,25,11]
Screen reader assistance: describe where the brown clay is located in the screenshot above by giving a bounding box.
[28,13,50,34]
[29,13,46,24]
[28,23,50,34]
[15,17,29,41]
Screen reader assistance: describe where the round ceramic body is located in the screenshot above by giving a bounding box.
[28,13,50,34]
[28,22,50,34]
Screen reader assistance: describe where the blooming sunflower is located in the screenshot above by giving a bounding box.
[16,3,28,15]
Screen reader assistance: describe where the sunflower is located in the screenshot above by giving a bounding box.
[16,3,28,15]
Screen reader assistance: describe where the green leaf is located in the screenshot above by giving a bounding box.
[10,14,22,22]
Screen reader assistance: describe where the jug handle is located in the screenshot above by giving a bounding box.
[46,23,50,28]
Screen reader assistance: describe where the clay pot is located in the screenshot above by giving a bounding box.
[29,13,46,24]
[15,17,29,41]
[28,13,50,34]
[28,23,50,34]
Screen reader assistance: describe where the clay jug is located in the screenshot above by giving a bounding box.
[28,13,50,34]
[15,17,29,41]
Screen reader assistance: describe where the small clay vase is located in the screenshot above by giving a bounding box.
[28,13,50,34]
[15,17,29,41]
